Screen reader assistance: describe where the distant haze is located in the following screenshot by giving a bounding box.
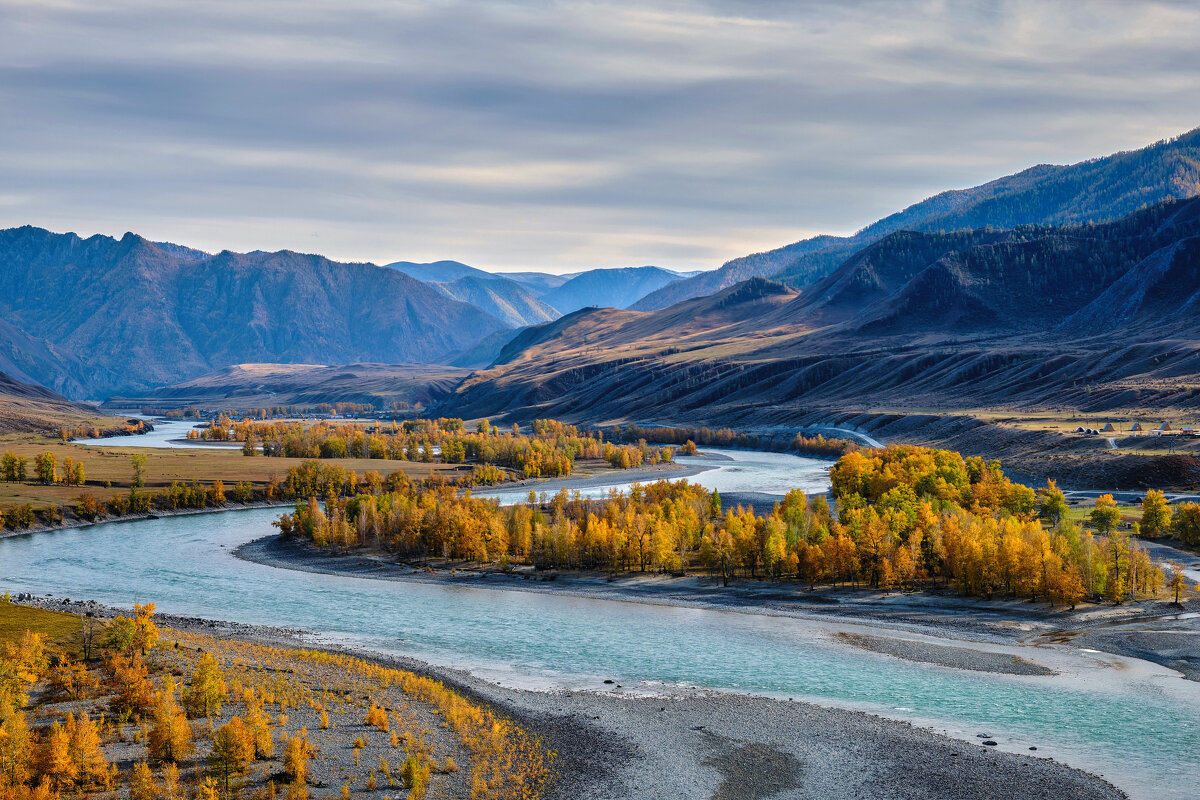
[1,1,1198,272]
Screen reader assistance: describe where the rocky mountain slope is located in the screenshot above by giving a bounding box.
[445,197,1200,424]
[633,127,1200,310]
[0,227,507,398]
[429,275,560,327]
[107,362,471,412]
[539,266,692,314]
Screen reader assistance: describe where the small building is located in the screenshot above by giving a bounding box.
[1101,423,1115,432]
[1075,426,1085,433]
[1156,423,1173,435]
[1130,422,1143,433]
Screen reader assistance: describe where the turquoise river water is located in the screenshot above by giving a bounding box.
[0,449,1195,799]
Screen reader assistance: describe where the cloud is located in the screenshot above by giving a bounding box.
[0,0,1197,271]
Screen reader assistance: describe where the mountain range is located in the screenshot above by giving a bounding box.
[632,127,1200,310]
[445,196,1200,423]
[386,260,694,322]
[0,229,506,398]
[3,126,1200,414]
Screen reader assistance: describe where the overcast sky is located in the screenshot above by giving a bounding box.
[1,0,1198,272]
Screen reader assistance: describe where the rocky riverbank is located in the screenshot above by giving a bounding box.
[17,597,1128,800]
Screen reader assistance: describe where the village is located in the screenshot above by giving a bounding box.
[1076,422,1200,436]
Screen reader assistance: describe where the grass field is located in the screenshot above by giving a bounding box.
[0,392,129,436]
[0,600,84,652]
[0,434,460,509]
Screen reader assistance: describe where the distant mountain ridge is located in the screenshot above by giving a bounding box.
[0,227,507,398]
[539,266,690,314]
[430,275,560,328]
[445,197,1200,423]
[386,259,695,315]
[633,126,1200,310]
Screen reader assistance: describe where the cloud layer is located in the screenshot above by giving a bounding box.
[1,0,1198,271]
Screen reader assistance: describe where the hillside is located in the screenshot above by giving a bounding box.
[431,275,560,327]
[385,259,494,283]
[540,266,690,313]
[107,362,471,411]
[0,227,508,398]
[0,371,123,434]
[633,127,1200,310]
[445,198,1200,425]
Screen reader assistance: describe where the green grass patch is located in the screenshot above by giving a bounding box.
[0,600,83,653]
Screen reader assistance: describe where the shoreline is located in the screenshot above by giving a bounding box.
[234,534,1200,676]
[20,597,1128,800]
[0,498,296,540]
[0,456,710,540]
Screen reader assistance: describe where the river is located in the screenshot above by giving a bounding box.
[76,418,229,449]
[0,449,1196,799]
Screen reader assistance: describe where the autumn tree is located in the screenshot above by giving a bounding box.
[1167,561,1188,604]
[209,717,254,792]
[111,654,155,714]
[129,762,158,800]
[49,659,97,701]
[0,710,32,785]
[244,702,274,759]
[284,734,311,800]
[132,603,159,654]
[149,676,192,762]
[1139,490,1172,538]
[162,762,182,800]
[185,653,227,718]
[1171,502,1200,546]
[68,712,108,786]
[131,454,147,488]
[34,452,57,486]
[1,452,16,482]
[38,719,74,788]
[1090,494,1122,536]
[1036,480,1069,525]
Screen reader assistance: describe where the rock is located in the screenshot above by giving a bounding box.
[983,741,998,746]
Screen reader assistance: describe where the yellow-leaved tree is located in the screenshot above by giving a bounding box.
[149,676,192,762]
[184,653,227,718]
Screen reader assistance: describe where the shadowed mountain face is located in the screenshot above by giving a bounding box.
[444,198,1200,424]
[108,362,471,411]
[0,227,507,398]
[429,275,560,328]
[387,259,690,314]
[633,127,1200,311]
[385,259,494,283]
[539,266,690,314]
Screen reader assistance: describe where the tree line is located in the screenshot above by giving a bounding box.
[190,417,675,478]
[277,443,1179,606]
[605,423,857,458]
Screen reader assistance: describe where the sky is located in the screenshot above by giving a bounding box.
[1,0,1199,273]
